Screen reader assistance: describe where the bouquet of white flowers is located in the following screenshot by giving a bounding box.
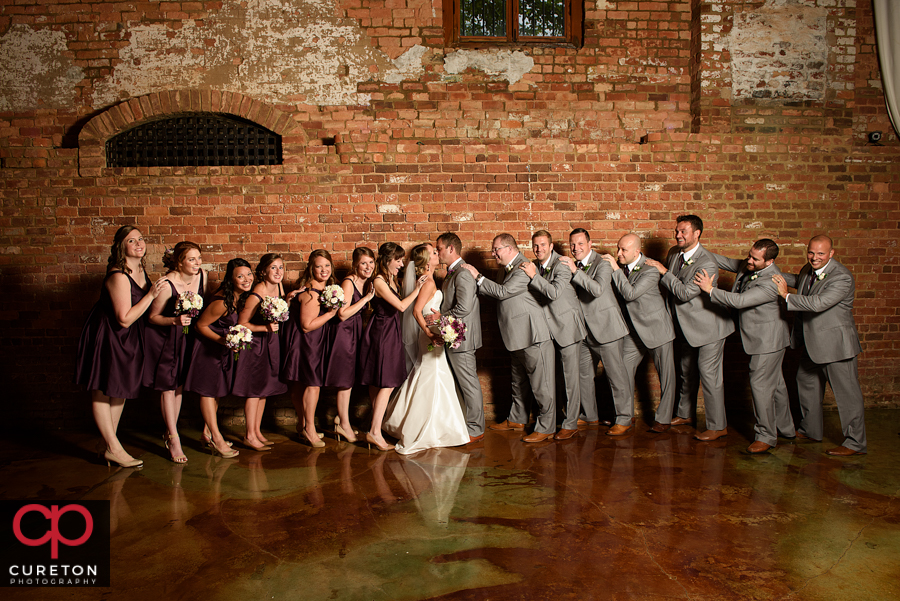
[175,291,204,334]
[319,284,345,310]
[428,315,467,351]
[225,324,253,361]
[259,296,289,323]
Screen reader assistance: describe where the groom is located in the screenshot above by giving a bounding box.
[429,232,486,442]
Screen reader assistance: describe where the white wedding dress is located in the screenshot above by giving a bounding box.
[383,290,470,455]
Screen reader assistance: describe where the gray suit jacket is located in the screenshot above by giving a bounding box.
[478,254,551,352]
[611,253,675,350]
[782,259,862,364]
[708,255,790,355]
[440,259,482,352]
[570,250,629,344]
[659,244,735,347]
[527,250,587,347]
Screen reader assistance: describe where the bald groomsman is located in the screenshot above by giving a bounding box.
[644,215,735,441]
[560,228,633,435]
[773,235,867,456]
[519,230,588,440]
[598,234,677,434]
[464,234,556,443]
[695,239,793,454]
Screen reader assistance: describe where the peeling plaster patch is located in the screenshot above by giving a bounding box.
[0,25,84,112]
[729,1,827,101]
[377,204,400,214]
[1,247,22,255]
[745,221,764,229]
[451,212,473,222]
[92,0,395,108]
[383,45,427,84]
[443,50,534,85]
[606,212,621,220]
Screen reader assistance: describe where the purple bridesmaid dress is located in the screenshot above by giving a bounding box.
[183,295,238,398]
[324,280,363,388]
[143,271,204,391]
[231,290,288,398]
[281,291,334,386]
[74,270,149,399]
[358,286,407,388]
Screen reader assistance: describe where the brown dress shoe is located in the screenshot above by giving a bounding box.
[747,441,772,454]
[670,416,692,426]
[489,420,525,431]
[554,428,578,440]
[825,445,866,456]
[649,422,671,433]
[468,434,485,443]
[794,431,822,442]
[599,420,613,427]
[522,431,553,443]
[577,418,600,427]
[606,424,634,436]
[694,429,728,441]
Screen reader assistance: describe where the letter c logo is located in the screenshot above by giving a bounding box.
[12,504,94,559]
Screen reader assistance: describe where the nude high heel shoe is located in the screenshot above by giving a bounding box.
[365,433,395,452]
[103,449,144,468]
[334,416,358,443]
[301,430,325,448]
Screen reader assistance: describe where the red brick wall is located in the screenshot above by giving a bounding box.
[1,1,898,428]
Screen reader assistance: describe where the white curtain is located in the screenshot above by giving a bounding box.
[874,0,900,137]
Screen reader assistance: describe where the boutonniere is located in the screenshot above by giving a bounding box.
[685,258,695,266]
[816,272,827,281]
[749,273,758,281]
[632,265,641,272]
[581,263,592,271]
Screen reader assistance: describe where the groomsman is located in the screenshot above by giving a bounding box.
[773,235,867,456]
[433,232,485,442]
[598,234,677,434]
[464,234,556,442]
[644,215,735,441]
[559,228,633,435]
[694,239,793,454]
[519,230,588,440]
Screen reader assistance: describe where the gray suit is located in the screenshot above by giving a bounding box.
[441,258,484,436]
[610,253,677,425]
[711,255,793,445]
[659,244,735,431]
[783,259,866,451]
[528,250,588,430]
[569,250,633,426]
[478,254,556,434]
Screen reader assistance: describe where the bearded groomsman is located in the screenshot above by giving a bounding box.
[694,239,793,454]
[464,234,556,443]
[644,215,735,442]
[519,230,588,441]
[559,228,633,435]
[772,235,867,456]
[598,234,677,433]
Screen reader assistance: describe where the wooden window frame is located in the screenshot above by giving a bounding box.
[443,0,583,48]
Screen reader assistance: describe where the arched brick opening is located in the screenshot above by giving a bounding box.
[77,90,303,176]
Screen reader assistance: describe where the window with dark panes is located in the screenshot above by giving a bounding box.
[445,0,582,47]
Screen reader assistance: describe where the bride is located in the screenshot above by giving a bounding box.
[382,243,470,455]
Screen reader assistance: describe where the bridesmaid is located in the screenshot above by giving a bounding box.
[358,242,426,451]
[233,253,289,450]
[282,249,340,448]
[75,225,167,468]
[324,247,376,442]
[145,241,206,464]
[184,258,254,458]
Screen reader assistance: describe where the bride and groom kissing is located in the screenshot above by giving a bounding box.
[381,233,486,454]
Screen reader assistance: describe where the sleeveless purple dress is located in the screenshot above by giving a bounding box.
[281,291,334,386]
[143,272,204,391]
[232,289,289,398]
[74,270,149,399]
[358,285,407,388]
[183,295,238,398]
[324,280,363,388]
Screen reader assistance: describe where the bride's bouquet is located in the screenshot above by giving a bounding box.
[319,284,345,310]
[428,315,467,351]
[175,291,203,334]
[225,325,253,361]
[259,296,289,323]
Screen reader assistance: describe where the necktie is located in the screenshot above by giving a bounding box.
[622,265,630,277]
[736,273,748,292]
[675,254,685,273]
[575,260,583,270]
[802,272,814,295]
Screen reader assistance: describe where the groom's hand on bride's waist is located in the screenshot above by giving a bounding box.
[424,308,441,325]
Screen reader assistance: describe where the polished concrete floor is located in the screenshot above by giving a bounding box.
[2,410,899,600]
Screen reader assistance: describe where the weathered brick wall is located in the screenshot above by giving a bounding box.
[1,0,898,429]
